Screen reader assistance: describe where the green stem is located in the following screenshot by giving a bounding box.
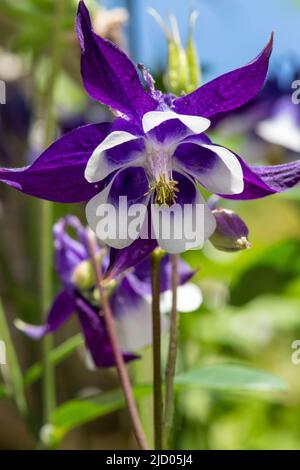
[0,297,28,417]
[39,201,55,422]
[39,0,66,423]
[151,249,163,450]
[164,253,179,448]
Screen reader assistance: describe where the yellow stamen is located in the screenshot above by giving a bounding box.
[149,175,179,206]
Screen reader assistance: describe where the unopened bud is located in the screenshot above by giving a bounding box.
[148,9,201,95]
[210,208,251,252]
[186,11,201,92]
[166,15,189,95]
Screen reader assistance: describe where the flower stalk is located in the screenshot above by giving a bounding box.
[164,253,179,447]
[151,248,164,450]
[87,230,149,450]
[39,0,66,423]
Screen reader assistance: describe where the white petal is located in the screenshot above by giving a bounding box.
[114,297,169,351]
[142,110,211,135]
[151,189,216,254]
[200,144,244,195]
[85,131,140,183]
[160,283,203,314]
[85,172,149,249]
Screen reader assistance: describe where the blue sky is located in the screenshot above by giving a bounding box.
[101,0,300,81]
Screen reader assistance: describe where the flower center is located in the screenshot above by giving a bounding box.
[145,140,179,206]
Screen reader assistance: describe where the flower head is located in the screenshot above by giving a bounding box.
[1,2,300,254]
[15,216,200,367]
[213,66,300,161]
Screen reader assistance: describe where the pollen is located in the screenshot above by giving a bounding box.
[149,174,179,206]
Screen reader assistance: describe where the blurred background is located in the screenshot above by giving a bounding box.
[1,0,300,450]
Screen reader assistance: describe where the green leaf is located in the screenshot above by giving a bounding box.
[175,364,288,393]
[49,384,152,444]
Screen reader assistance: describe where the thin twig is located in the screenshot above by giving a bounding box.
[164,253,179,447]
[151,250,163,450]
[87,230,149,450]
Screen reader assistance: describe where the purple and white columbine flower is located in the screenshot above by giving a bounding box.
[1,1,300,253]
[15,216,201,368]
[213,69,300,162]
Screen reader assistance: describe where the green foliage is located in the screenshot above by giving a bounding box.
[48,385,152,446]
[175,364,287,393]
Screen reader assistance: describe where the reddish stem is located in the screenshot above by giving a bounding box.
[164,253,179,447]
[87,231,149,450]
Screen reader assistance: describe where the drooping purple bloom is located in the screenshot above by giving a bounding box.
[16,216,199,368]
[1,1,300,253]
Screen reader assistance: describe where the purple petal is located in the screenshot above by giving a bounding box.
[0,123,112,202]
[75,296,137,368]
[105,237,157,280]
[220,158,300,200]
[146,118,192,144]
[76,1,157,123]
[53,216,89,286]
[173,34,273,118]
[16,290,75,339]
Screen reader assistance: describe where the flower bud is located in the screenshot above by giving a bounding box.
[210,208,251,252]
[148,9,201,95]
[186,11,201,93]
[166,15,189,95]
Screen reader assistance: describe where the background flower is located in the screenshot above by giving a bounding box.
[16,216,201,367]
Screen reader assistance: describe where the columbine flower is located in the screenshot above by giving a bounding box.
[1,1,300,253]
[213,67,300,161]
[15,216,201,367]
[256,96,300,154]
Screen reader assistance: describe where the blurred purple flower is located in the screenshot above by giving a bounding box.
[214,68,300,161]
[16,216,199,368]
[1,2,300,252]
